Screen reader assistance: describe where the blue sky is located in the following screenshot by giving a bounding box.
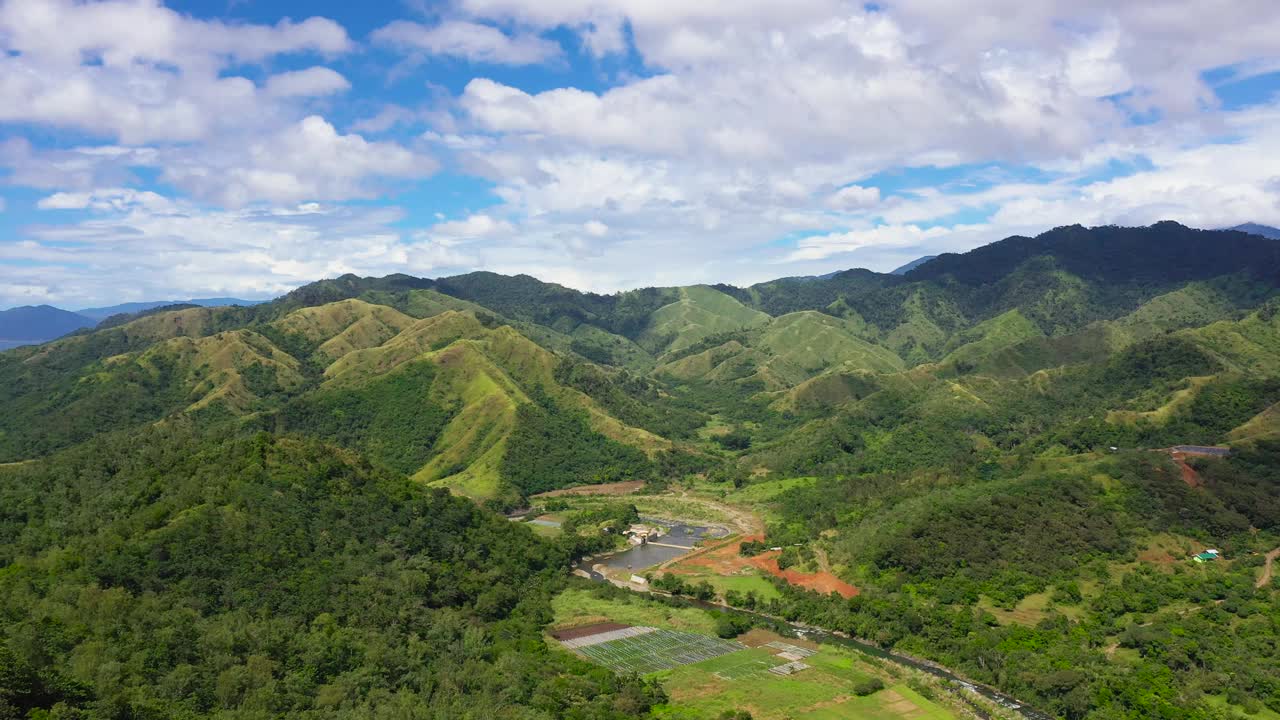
[1,0,1279,308]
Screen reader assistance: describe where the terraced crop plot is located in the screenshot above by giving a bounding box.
[578,629,745,674]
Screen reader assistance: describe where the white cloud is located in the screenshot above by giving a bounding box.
[0,195,469,308]
[265,67,350,98]
[37,188,172,212]
[6,0,1280,302]
[373,20,562,65]
[786,224,952,262]
[161,116,438,206]
[0,139,160,190]
[0,0,351,143]
[427,213,516,239]
[828,185,880,211]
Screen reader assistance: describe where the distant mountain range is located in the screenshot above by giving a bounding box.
[890,255,938,275]
[2,222,1275,352]
[0,306,97,351]
[1230,222,1280,240]
[76,297,266,321]
[0,297,264,350]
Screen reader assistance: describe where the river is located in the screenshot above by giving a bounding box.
[576,517,729,576]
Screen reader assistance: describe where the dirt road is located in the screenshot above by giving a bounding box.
[675,491,764,535]
[534,480,646,497]
[1258,547,1280,589]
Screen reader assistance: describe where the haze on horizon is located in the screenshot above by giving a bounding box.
[2,0,1280,309]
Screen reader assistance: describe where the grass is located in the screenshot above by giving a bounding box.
[939,309,1044,371]
[978,592,1084,626]
[799,686,955,720]
[758,311,904,381]
[677,571,783,601]
[652,643,957,720]
[723,476,819,505]
[552,587,721,635]
[690,647,785,679]
[554,493,734,526]
[640,286,770,354]
[1204,694,1280,720]
[527,522,562,538]
[554,590,958,720]
[578,629,744,674]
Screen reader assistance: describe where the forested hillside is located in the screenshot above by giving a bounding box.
[0,423,663,718]
[3,221,1280,719]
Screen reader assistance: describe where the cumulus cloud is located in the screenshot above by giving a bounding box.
[786,224,952,262]
[5,0,1280,302]
[373,20,562,65]
[161,116,438,206]
[0,138,160,190]
[0,195,466,308]
[265,67,351,98]
[427,213,516,239]
[828,185,880,211]
[0,0,351,143]
[37,188,172,212]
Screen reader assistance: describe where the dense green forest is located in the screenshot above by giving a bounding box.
[3,222,1280,719]
[0,423,664,718]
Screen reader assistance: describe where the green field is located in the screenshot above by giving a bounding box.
[1204,694,1280,720]
[723,476,820,505]
[559,592,959,720]
[552,587,721,634]
[577,629,744,674]
[678,571,783,601]
[651,643,958,720]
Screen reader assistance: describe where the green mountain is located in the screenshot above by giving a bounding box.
[4,221,1280,720]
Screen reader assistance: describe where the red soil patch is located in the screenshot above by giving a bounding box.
[534,480,645,497]
[1169,452,1203,488]
[668,536,860,599]
[668,535,764,575]
[749,552,860,599]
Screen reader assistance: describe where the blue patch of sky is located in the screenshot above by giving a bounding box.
[856,162,1055,198]
[1100,90,1162,126]
[1206,69,1280,110]
[911,207,994,230]
[0,187,55,241]
[386,173,501,230]
[1070,156,1155,186]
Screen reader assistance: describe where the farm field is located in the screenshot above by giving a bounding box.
[690,571,783,601]
[578,628,744,674]
[651,639,958,720]
[554,590,963,720]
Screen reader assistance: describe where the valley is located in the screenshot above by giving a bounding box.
[2,222,1279,719]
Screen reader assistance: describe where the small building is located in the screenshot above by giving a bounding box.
[626,524,663,545]
[1193,549,1220,563]
[630,574,648,585]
